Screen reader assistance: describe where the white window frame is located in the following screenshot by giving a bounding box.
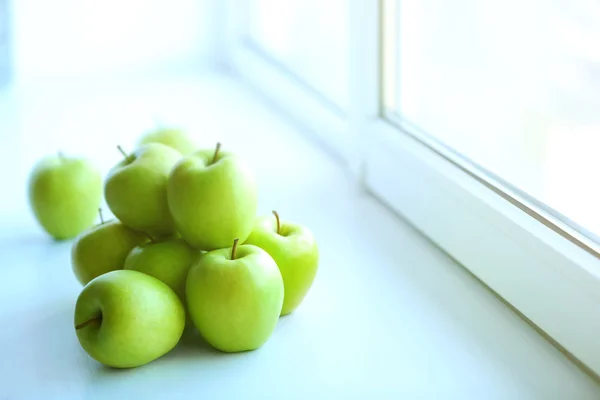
[224,0,600,376]
[220,0,350,164]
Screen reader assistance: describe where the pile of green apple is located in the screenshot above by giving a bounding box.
[28,128,319,368]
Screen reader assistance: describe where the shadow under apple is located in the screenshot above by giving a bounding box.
[91,323,225,379]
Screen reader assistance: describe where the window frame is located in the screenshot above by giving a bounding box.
[221,0,350,164]
[225,0,600,376]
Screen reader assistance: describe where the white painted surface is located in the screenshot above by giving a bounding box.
[246,0,349,110]
[365,118,600,377]
[225,1,350,165]
[230,45,349,163]
[0,73,598,399]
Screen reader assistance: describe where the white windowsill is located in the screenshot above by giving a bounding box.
[0,72,598,399]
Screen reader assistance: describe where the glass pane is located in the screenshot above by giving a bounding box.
[388,0,600,237]
[247,0,349,110]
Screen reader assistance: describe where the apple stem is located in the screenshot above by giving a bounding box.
[211,142,222,165]
[231,238,240,260]
[143,232,155,243]
[272,210,281,234]
[98,208,104,224]
[75,315,102,330]
[117,145,128,159]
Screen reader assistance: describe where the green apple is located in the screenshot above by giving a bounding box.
[74,269,185,368]
[137,127,196,156]
[72,213,148,285]
[186,239,283,352]
[245,211,319,316]
[167,143,257,250]
[124,237,198,300]
[28,153,102,240]
[105,143,181,237]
